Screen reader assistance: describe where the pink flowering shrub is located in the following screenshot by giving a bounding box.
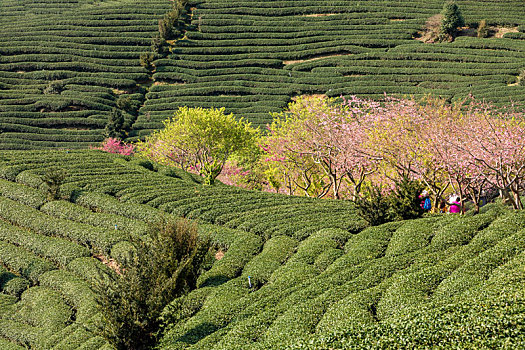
[95,138,135,156]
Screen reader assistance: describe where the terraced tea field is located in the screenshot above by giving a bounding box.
[1,1,525,346]
[135,0,525,135]
[0,150,361,348]
[0,150,524,348]
[2,0,525,147]
[0,0,172,149]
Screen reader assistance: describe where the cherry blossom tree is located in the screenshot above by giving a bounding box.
[264,96,378,199]
[443,103,525,209]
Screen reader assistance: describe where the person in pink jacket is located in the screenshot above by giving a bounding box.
[449,196,462,214]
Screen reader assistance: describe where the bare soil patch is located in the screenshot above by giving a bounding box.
[94,254,122,275]
[414,14,442,43]
[494,26,519,38]
[215,250,225,260]
[303,13,339,17]
[457,27,477,37]
[153,81,185,86]
[111,88,129,95]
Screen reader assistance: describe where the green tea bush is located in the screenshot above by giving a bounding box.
[0,165,29,181]
[11,286,73,336]
[74,191,161,223]
[51,326,97,350]
[0,196,123,254]
[431,212,525,301]
[41,200,149,237]
[0,220,90,267]
[0,335,25,350]
[344,221,402,252]
[41,323,80,350]
[159,278,250,349]
[313,249,343,272]
[198,223,248,251]
[2,276,30,297]
[430,209,502,251]
[385,218,438,257]
[15,170,45,189]
[289,295,525,349]
[242,235,298,288]
[262,296,331,348]
[0,241,55,283]
[478,249,525,298]
[197,231,262,288]
[66,257,112,286]
[269,261,320,289]
[434,228,525,302]
[74,336,107,350]
[289,228,347,265]
[159,286,213,336]
[316,287,381,333]
[0,179,46,208]
[39,269,97,323]
[377,265,449,320]
[0,319,44,349]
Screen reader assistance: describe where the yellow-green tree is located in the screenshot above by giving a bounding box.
[137,107,259,185]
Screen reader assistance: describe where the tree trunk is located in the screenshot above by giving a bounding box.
[500,189,515,207]
[512,188,523,210]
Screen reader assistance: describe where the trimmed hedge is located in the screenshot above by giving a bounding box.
[0,334,26,350]
[0,196,124,254]
[41,200,149,237]
[289,228,349,266]
[0,266,30,297]
[0,179,46,208]
[241,235,298,288]
[73,191,162,223]
[9,286,73,337]
[0,320,44,349]
[39,269,98,323]
[197,231,263,288]
[384,217,441,257]
[0,240,55,283]
[0,220,90,267]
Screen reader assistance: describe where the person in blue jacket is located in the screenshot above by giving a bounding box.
[419,190,431,211]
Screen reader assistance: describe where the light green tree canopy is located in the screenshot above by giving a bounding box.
[137,106,259,185]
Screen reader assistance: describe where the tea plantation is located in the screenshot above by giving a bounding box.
[0,150,524,348]
[2,0,525,146]
[1,0,525,348]
[138,0,525,134]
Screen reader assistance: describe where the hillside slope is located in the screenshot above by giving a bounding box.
[136,0,525,134]
[158,204,525,349]
[0,0,171,149]
[0,150,524,348]
[1,0,525,148]
[0,150,361,348]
